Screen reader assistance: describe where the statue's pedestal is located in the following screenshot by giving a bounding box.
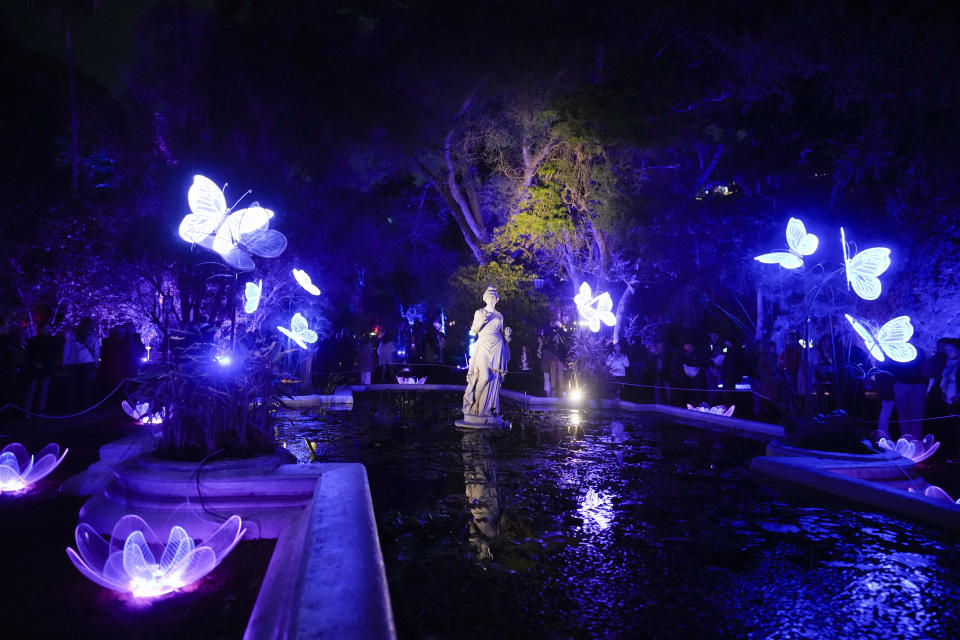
[455,412,504,429]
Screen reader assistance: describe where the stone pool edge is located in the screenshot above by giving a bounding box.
[750,451,960,532]
[63,437,396,640]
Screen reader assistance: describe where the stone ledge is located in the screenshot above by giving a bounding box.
[67,445,395,640]
[751,454,960,532]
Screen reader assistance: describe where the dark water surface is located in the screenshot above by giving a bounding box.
[280,392,960,640]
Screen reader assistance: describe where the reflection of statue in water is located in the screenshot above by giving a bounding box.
[458,286,511,427]
[461,430,500,560]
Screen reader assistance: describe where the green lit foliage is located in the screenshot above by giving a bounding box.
[448,260,551,357]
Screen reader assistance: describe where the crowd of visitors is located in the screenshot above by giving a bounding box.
[0,318,145,415]
[2,309,958,463]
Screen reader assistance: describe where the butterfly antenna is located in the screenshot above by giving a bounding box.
[231,189,253,211]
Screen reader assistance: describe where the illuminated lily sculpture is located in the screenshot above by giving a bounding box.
[179,175,287,271]
[876,433,941,463]
[844,314,917,363]
[908,485,960,505]
[574,283,616,332]
[754,217,818,269]
[67,514,246,598]
[686,403,736,417]
[277,312,318,350]
[0,443,68,493]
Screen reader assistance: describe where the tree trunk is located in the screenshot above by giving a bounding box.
[613,280,635,344]
[755,285,764,340]
[66,18,79,195]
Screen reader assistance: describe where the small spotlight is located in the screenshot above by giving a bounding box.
[568,388,584,402]
[215,354,232,366]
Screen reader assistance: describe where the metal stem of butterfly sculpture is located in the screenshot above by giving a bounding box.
[457,287,510,428]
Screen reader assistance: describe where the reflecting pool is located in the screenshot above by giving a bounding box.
[280,392,960,639]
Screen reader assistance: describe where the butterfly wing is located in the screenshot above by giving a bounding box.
[218,246,256,270]
[179,176,227,244]
[574,283,593,308]
[876,316,917,363]
[847,247,891,301]
[293,269,321,295]
[786,217,818,256]
[288,313,318,346]
[244,280,262,314]
[595,293,616,327]
[213,207,269,256]
[243,229,287,258]
[277,325,307,350]
[845,314,885,361]
[754,252,803,269]
[234,207,287,258]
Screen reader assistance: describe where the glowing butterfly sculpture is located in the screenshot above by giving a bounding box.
[574,283,616,332]
[178,175,287,270]
[877,433,940,463]
[121,400,165,425]
[754,217,819,269]
[0,443,68,492]
[277,313,318,349]
[244,279,262,314]
[844,314,917,363]
[841,227,891,301]
[67,514,245,598]
[292,268,321,296]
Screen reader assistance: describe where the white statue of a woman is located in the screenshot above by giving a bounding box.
[459,287,510,426]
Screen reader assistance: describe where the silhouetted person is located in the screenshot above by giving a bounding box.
[63,317,100,411]
[23,323,62,414]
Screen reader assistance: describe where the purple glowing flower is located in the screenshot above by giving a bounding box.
[0,443,68,493]
[67,514,246,598]
[686,403,736,417]
[876,433,940,463]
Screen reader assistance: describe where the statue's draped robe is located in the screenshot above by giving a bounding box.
[462,309,510,416]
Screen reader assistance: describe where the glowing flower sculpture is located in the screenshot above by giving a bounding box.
[0,443,68,493]
[877,433,940,464]
[574,283,616,332]
[686,403,736,417]
[67,514,245,598]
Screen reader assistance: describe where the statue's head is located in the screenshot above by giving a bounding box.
[483,286,499,304]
